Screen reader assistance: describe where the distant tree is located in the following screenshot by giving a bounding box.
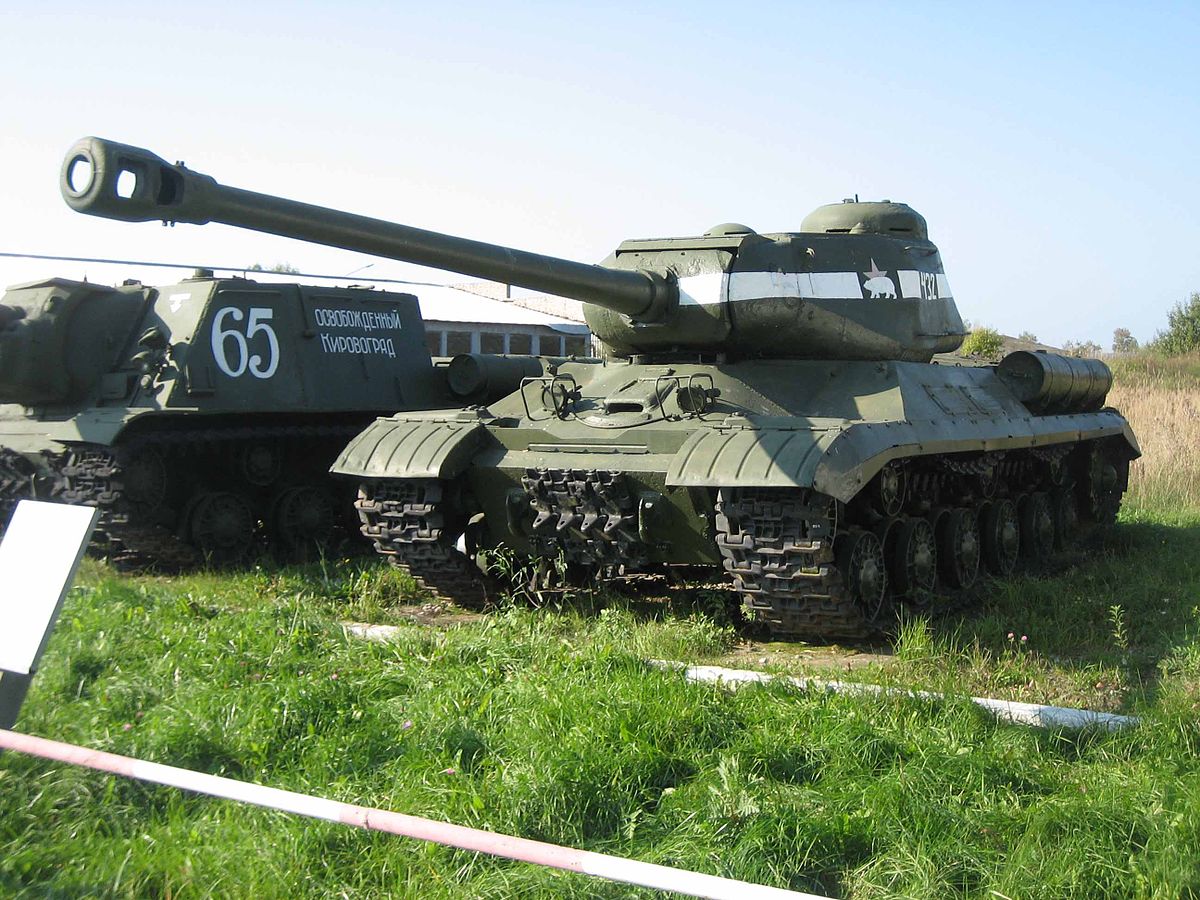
[1062,339,1102,358]
[1151,292,1200,356]
[960,326,1004,360]
[1018,330,1038,343]
[247,262,301,274]
[1111,327,1139,354]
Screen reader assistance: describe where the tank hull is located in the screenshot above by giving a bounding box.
[0,274,464,566]
[335,355,1138,637]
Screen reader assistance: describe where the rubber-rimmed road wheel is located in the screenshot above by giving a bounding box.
[187,491,255,565]
[271,484,336,562]
[980,499,1020,576]
[889,516,938,598]
[938,507,980,589]
[837,529,889,623]
[1019,492,1055,559]
[1050,489,1080,550]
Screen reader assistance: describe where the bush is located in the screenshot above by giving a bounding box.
[959,326,1004,359]
[1063,339,1102,358]
[1152,292,1200,356]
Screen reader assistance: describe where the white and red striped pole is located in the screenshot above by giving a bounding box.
[0,729,828,900]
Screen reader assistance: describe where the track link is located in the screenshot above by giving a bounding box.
[0,447,40,533]
[356,478,491,609]
[715,488,874,640]
[521,467,648,568]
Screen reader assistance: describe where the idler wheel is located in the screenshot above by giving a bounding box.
[272,485,336,562]
[120,447,168,513]
[1050,489,1080,549]
[1019,492,1055,559]
[888,516,937,598]
[836,529,888,621]
[938,507,980,589]
[980,499,1020,576]
[185,491,255,564]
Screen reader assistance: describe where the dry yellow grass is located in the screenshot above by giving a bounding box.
[1108,353,1200,510]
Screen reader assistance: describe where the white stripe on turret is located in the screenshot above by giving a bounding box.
[675,271,953,306]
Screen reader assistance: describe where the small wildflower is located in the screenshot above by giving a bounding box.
[122,723,133,732]
[1007,632,1015,641]
[330,672,339,680]
[1020,635,1028,644]
[402,720,414,730]
[443,767,456,775]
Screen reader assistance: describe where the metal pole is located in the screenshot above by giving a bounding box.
[0,729,826,900]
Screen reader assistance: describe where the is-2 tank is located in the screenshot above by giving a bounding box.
[62,137,1139,637]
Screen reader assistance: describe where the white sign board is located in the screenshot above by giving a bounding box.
[0,500,98,675]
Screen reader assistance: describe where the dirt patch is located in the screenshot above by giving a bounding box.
[343,602,484,638]
[719,639,892,676]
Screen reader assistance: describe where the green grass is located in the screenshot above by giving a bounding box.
[4,500,1200,899]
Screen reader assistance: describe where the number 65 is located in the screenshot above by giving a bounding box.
[211,306,279,379]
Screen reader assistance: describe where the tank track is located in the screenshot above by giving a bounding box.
[353,439,1129,640]
[715,488,875,639]
[355,479,492,609]
[55,446,199,570]
[715,440,1129,641]
[51,423,363,570]
[522,467,648,568]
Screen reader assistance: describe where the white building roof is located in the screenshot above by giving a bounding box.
[414,284,589,332]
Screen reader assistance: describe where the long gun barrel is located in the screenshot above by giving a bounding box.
[60,137,676,322]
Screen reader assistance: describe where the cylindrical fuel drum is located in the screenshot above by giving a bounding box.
[996,351,1113,414]
[446,354,550,402]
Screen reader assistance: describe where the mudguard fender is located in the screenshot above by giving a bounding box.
[666,411,1138,503]
[812,411,1139,502]
[330,418,484,480]
[665,426,840,489]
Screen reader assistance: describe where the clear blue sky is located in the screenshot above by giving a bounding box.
[3,1,1197,347]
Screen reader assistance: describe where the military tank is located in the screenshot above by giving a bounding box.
[0,266,544,566]
[62,136,1139,637]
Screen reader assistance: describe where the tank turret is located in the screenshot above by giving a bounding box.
[62,138,966,362]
